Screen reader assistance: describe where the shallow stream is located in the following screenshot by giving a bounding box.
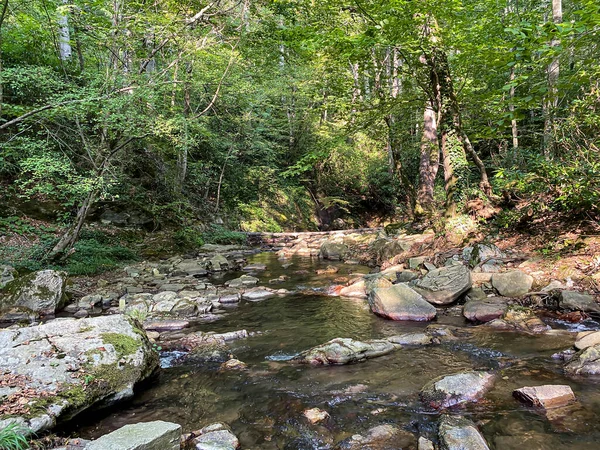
[69,253,600,449]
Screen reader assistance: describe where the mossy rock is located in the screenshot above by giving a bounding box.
[0,315,158,433]
[0,270,67,321]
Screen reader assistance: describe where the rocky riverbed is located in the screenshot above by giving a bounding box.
[2,230,600,449]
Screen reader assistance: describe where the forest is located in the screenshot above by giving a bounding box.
[1,0,598,255]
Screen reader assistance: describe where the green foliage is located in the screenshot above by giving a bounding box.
[202,225,247,245]
[64,239,137,275]
[1,0,600,236]
[0,424,30,450]
[173,227,205,250]
[0,217,37,235]
[0,223,137,275]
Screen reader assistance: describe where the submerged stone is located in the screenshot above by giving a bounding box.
[420,371,495,409]
[192,423,240,450]
[294,338,396,365]
[438,415,490,450]
[335,424,416,450]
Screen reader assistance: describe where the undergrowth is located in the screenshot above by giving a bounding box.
[0,423,29,450]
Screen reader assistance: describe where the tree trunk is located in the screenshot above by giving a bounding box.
[509,65,518,149]
[415,102,440,216]
[58,0,72,61]
[48,188,96,259]
[543,0,562,155]
[0,0,9,117]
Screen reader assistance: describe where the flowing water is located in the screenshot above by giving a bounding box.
[68,253,600,449]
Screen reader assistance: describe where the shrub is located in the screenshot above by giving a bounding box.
[63,239,138,275]
[202,225,247,245]
[173,227,205,249]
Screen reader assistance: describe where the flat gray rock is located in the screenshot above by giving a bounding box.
[241,289,274,302]
[413,264,471,305]
[369,284,436,321]
[85,421,181,450]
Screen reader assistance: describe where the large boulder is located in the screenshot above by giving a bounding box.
[413,265,471,305]
[491,271,533,297]
[574,331,600,350]
[559,291,600,313]
[294,338,396,365]
[208,254,229,271]
[335,424,416,449]
[565,344,600,375]
[0,315,158,433]
[371,238,412,262]
[85,421,181,450]
[319,241,349,261]
[463,244,506,267]
[369,284,436,321]
[420,371,495,409]
[463,297,508,322]
[438,416,490,450]
[0,270,67,321]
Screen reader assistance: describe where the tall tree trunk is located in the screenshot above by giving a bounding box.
[176,78,191,192]
[0,0,9,118]
[48,188,97,259]
[543,0,562,155]
[415,101,440,216]
[509,65,518,149]
[58,0,72,61]
[349,62,362,120]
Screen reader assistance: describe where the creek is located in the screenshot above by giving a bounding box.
[67,252,600,449]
